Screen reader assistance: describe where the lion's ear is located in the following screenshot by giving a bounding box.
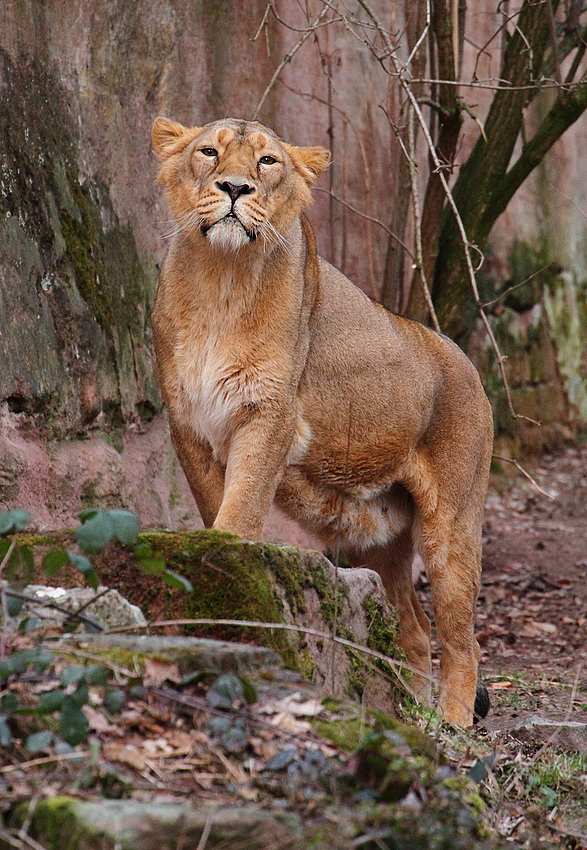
[283,143,331,186]
[152,117,199,160]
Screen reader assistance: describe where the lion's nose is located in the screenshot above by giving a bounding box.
[216,181,254,203]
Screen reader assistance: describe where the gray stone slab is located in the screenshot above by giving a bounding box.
[60,634,280,675]
[16,798,300,850]
[510,714,587,754]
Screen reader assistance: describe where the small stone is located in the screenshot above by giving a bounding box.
[511,714,587,754]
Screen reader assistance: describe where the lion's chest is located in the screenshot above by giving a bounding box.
[173,329,277,462]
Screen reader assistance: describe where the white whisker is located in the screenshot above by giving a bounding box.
[259,220,293,256]
[161,208,204,241]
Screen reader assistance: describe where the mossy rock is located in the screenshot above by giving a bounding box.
[16,529,403,711]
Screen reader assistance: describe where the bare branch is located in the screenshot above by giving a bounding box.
[481,263,556,308]
[313,186,415,261]
[251,0,271,42]
[493,455,554,499]
[252,1,335,120]
[406,105,441,332]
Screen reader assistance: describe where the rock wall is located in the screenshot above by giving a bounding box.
[0,0,585,532]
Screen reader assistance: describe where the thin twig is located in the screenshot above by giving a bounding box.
[251,0,272,42]
[2,587,104,632]
[492,455,555,500]
[481,264,555,308]
[314,187,415,260]
[0,751,88,774]
[408,77,572,91]
[17,795,40,845]
[406,103,441,333]
[253,1,334,120]
[0,829,48,850]
[195,809,216,850]
[1,540,17,660]
[406,0,431,66]
[107,616,487,721]
[545,0,562,83]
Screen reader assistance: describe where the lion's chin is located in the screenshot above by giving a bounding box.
[205,217,253,252]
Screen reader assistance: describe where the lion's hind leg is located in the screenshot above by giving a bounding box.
[416,501,484,727]
[347,528,433,705]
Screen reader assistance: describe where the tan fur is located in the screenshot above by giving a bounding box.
[151,116,494,726]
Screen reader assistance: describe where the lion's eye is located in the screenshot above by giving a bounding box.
[259,155,277,165]
[200,147,218,157]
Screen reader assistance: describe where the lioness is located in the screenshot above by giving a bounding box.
[151,116,493,726]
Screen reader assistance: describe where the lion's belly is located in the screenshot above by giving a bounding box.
[276,466,413,550]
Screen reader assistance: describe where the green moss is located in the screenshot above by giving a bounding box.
[315,703,437,760]
[315,717,365,752]
[142,530,302,670]
[11,798,93,850]
[443,777,486,816]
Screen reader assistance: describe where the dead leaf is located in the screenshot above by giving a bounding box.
[142,737,174,757]
[103,742,147,771]
[271,712,312,734]
[519,620,557,638]
[143,658,182,686]
[258,692,324,717]
[82,705,120,734]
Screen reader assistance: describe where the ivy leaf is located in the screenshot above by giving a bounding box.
[163,570,193,592]
[74,511,115,554]
[42,549,69,577]
[59,696,90,746]
[222,722,250,754]
[84,665,109,686]
[206,674,244,710]
[0,510,30,535]
[6,593,24,617]
[5,544,34,586]
[68,552,99,590]
[78,508,100,522]
[0,715,12,746]
[1,692,19,713]
[238,675,257,706]
[109,510,140,546]
[103,689,126,714]
[60,665,85,686]
[26,730,53,753]
[70,681,90,708]
[37,690,66,714]
[0,540,18,572]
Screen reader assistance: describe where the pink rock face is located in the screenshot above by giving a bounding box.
[0,405,323,547]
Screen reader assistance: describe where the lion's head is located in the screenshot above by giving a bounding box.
[152,117,330,253]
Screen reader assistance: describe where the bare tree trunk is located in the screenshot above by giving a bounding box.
[430,0,551,339]
[380,0,427,313]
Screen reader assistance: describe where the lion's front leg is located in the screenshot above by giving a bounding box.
[213,407,296,539]
[168,418,226,528]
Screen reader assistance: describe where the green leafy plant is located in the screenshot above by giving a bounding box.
[0,650,125,749]
[0,506,192,750]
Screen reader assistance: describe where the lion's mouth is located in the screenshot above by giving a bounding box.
[201,213,257,243]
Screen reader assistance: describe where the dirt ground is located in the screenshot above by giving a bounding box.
[419,443,587,729]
